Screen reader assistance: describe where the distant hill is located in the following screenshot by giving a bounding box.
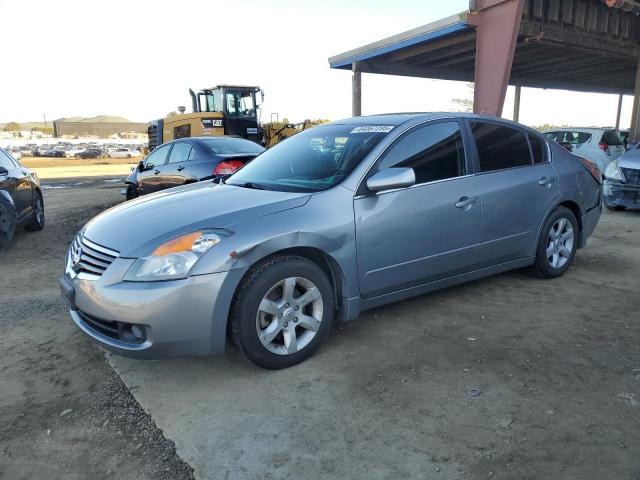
[1,115,135,129]
[54,115,133,123]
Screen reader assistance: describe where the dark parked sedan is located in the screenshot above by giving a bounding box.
[0,147,44,248]
[76,148,107,159]
[123,137,265,199]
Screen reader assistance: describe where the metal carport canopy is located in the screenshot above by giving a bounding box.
[329,1,640,112]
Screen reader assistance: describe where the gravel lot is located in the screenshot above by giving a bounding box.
[1,178,639,480]
[0,178,193,480]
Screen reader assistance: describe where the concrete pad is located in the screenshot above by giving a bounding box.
[109,210,640,479]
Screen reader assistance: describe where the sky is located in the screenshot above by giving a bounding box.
[0,0,633,128]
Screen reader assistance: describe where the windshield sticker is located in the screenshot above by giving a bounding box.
[350,126,395,134]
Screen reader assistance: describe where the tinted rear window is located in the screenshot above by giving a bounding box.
[528,134,546,164]
[602,130,623,146]
[471,122,532,172]
[545,131,592,146]
[199,138,265,155]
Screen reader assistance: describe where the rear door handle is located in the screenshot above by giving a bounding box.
[455,196,477,209]
[539,176,555,186]
[176,166,185,171]
[154,169,160,175]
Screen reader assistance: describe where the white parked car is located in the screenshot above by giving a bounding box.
[9,150,22,161]
[543,128,625,177]
[107,148,139,158]
[65,146,86,158]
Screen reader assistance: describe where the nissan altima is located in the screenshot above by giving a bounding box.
[60,113,602,369]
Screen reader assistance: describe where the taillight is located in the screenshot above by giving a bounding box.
[580,158,602,184]
[214,160,244,176]
[598,141,609,153]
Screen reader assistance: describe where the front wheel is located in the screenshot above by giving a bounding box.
[125,183,138,200]
[230,255,335,369]
[25,190,45,231]
[531,206,578,279]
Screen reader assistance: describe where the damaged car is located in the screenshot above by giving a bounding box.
[604,142,640,210]
[60,113,602,369]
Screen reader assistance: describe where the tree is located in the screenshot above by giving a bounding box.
[3,122,21,132]
[451,83,475,113]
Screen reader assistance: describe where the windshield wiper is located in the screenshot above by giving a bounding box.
[230,181,269,191]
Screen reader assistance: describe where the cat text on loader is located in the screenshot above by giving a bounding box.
[147,85,264,150]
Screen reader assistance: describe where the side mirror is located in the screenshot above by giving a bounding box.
[366,168,416,193]
[0,167,8,176]
[137,161,145,172]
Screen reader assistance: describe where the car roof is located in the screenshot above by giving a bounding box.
[326,112,537,130]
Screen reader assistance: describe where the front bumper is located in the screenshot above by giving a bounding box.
[603,180,640,210]
[60,257,247,359]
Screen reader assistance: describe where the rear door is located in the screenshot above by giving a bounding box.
[163,142,193,189]
[469,121,558,266]
[137,144,172,195]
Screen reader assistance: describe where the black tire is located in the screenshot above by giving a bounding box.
[125,184,138,200]
[25,190,45,231]
[230,255,335,369]
[0,202,16,249]
[531,206,578,279]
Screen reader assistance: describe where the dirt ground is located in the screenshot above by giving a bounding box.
[0,178,193,480]
[20,157,141,180]
[1,177,639,479]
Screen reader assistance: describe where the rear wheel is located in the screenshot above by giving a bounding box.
[230,255,335,369]
[531,206,578,279]
[25,190,45,231]
[0,201,16,249]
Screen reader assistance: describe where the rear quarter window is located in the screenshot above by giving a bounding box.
[528,134,547,164]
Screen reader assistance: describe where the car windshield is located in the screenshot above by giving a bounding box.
[199,138,265,155]
[226,124,393,192]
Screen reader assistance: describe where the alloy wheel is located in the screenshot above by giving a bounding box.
[256,276,323,355]
[546,217,574,269]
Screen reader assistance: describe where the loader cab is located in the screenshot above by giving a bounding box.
[194,85,263,143]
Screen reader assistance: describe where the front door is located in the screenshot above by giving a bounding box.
[138,144,172,195]
[468,121,558,265]
[354,121,481,298]
[163,141,193,189]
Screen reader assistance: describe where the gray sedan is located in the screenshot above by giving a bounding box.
[60,113,602,369]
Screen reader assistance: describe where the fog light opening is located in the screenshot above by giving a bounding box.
[131,325,145,340]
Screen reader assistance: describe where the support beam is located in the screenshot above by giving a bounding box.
[513,85,522,123]
[468,0,525,116]
[630,60,640,142]
[616,94,624,130]
[352,63,362,117]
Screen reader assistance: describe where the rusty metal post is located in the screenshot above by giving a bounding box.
[615,94,624,130]
[469,0,525,117]
[352,63,362,117]
[630,60,640,142]
[513,85,522,123]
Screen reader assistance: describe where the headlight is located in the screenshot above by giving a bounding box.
[124,229,231,281]
[605,160,626,182]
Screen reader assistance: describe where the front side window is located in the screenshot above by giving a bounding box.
[471,122,532,172]
[144,144,170,167]
[167,142,192,164]
[226,124,392,192]
[0,149,16,169]
[377,121,466,184]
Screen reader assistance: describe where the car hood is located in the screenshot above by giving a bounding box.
[618,149,640,169]
[83,182,311,257]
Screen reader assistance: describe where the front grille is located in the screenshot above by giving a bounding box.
[69,232,119,278]
[622,168,640,186]
[77,310,146,345]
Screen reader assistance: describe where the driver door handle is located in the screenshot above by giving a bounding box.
[539,176,555,186]
[154,169,160,175]
[176,166,185,171]
[455,196,477,209]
